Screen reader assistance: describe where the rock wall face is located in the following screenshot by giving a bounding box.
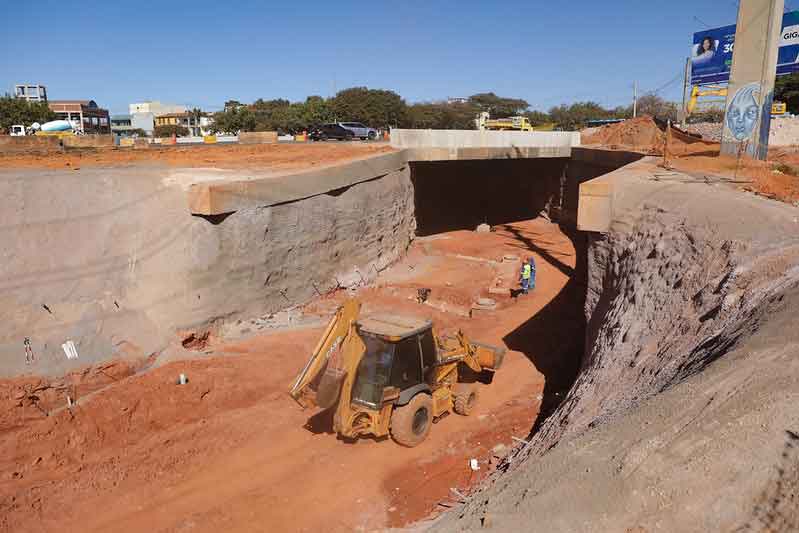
[0,165,415,377]
[535,205,798,452]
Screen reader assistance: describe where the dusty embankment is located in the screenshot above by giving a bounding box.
[432,158,799,531]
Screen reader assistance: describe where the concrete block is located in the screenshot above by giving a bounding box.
[238,131,278,144]
[186,151,408,215]
[0,135,62,154]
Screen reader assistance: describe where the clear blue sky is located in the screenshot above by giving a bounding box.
[0,0,757,115]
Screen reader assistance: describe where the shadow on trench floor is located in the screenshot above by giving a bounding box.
[501,223,588,436]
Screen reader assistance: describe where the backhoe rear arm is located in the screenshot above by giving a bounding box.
[289,299,361,407]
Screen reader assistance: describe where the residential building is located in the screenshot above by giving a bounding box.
[131,112,155,135]
[110,115,141,137]
[129,101,186,116]
[154,111,214,136]
[15,84,48,103]
[447,97,469,104]
[48,100,110,134]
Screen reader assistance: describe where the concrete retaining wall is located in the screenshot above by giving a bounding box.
[0,162,415,377]
[562,148,643,227]
[391,129,580,149]
[63,135,115,149]
[0,136,62,154]
[239,131,278,144]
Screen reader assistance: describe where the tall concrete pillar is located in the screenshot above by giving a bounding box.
[721,0,784,159]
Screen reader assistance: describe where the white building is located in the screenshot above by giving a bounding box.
[129,101,186,116]
[15,84,48,103]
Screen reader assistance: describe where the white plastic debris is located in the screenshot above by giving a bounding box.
[178,373,188,385]
[61,340,79,360]
[469,458,480,471]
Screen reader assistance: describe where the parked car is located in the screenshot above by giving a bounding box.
[309,123,355,141]
[338,122,378,140]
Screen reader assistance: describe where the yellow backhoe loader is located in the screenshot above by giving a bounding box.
[289,299,505,447]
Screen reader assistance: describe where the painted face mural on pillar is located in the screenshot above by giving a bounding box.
[726,82,762,141]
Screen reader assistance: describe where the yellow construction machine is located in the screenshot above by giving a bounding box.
[476,112,534,131]
[289,299,505,447]
[687,85,787,116]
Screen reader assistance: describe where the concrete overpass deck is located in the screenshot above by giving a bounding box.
[188,129,582,216]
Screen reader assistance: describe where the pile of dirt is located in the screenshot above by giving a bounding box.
[582,116,719,156]
[0,142,394,170]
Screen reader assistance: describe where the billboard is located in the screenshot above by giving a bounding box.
[691,10,799,85]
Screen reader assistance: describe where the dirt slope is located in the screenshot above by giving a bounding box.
[431,160,799,532]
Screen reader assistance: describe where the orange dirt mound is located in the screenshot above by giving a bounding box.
[582,116,719,156]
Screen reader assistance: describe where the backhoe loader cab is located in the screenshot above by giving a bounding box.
[289,300,505,447]
[351,315,438,408]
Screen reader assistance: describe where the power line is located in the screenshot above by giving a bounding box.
[642,71,684,97]
[693,15,712,28]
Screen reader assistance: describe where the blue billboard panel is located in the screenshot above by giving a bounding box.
[691,11,799,85]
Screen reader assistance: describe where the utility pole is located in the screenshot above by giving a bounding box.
[680,57,692,124]
[633,81,638,118]
[720,0,784,159]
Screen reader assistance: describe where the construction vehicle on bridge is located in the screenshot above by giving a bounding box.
[289,299,505,447]
[476,112,534,131]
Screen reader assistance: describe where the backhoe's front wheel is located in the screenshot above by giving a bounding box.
[453,383,478,416]
[390,394,433,447]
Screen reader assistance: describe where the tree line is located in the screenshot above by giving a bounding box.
[208,88,691,135]
[1,88,696,136]
[0,95,55,133]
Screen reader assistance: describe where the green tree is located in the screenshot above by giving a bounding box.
[405,101,478,129]
[548,101,615,130]
[301,96,334,129]
[154,124,189,137]
[331,87,407,128]
[634,95,679,122]
[523,110,552,126]
[774,72,799,114]
[468,92,529,118]
[210,107,257,134]
[0,95,55,133]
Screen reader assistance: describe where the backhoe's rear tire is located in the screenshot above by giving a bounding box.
[391,394,433,447]
[453,383,478,416]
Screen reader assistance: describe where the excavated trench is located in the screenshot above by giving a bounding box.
[8,148,799,531]
[408,153,637,434]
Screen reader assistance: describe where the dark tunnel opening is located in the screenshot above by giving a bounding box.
[410,158,569,236]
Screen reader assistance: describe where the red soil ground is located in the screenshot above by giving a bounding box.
[583,116,799,204]
[0,142,394,171]
[0,218,584,533]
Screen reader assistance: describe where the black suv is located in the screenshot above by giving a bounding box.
[309,123,355,141]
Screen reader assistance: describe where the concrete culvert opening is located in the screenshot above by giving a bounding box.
[410,158,568,235]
